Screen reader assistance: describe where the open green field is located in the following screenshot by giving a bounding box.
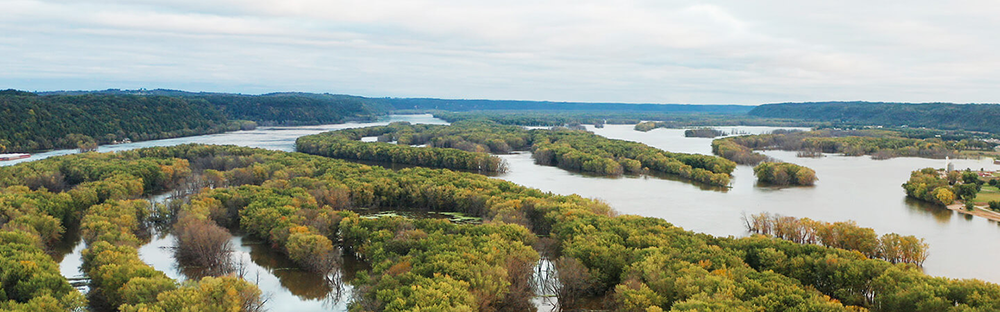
[973,185,1000,205]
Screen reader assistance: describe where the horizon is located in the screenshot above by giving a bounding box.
[10,88,1000,106]
[5,1,1000,104]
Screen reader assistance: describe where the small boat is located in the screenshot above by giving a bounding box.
[0,153,31,161]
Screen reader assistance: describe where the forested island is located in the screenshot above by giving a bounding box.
[3,144,999,311]
[683,128,726,138]
[296,120,736,186]
[294,121,513,173]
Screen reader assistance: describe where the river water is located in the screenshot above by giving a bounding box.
[16,114,1000,311]
[499,124,1000,283]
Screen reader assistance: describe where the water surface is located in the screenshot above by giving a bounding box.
[497,125,1000,282]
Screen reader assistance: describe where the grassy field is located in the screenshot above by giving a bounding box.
[973,185,1000,205]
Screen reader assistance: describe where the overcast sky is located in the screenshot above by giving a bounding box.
[2,0,999,104]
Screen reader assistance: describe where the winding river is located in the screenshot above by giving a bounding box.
[13,114,1000,311]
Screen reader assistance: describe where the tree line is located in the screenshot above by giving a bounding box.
[433,110,818,128]
[390,98,753,113]
[745,212,928,265]
[634,119,817,132]
[750,101,1000,134]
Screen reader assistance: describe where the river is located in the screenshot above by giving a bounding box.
[500,124,1000,283]
[17,114,1000,311]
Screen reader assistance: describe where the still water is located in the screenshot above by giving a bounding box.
[24,115,1000,311]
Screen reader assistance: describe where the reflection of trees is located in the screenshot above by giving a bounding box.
[244,236,353,301]
[532,237,560,312]
[533,258,559,311]
[904,197,954,224]
[48,222,83,264]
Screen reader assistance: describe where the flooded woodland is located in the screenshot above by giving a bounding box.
[14,114,1000,311]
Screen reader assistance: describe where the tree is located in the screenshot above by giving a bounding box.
[555,256,596,310]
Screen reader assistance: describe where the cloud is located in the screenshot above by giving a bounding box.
[2,0,999,104]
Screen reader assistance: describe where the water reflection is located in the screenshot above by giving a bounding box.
[904,197,954,224]
[138,232,363,312]
[532,258,558,312]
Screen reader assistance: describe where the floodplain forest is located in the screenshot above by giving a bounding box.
[2,144,1000,311]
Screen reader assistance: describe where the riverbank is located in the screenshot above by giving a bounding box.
[945,202,1000,222]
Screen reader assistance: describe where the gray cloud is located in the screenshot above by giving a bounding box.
[2,0,999,104]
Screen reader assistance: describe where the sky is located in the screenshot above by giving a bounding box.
[2,0,999,104]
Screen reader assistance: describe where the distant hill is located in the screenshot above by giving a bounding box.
[39,89,393,126]
[3,88,751,153]
[385,98,752,114]
[749,101,1000,133]
[0,89,390,152]
[42,89,750,114]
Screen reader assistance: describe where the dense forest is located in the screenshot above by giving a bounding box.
[0,90,390,153]
[3,145,999,311]
[296,120,736,186]
[0,92,241,152]
[750,102,1000,133]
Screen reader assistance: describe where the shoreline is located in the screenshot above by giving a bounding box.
[945,202,1000,222]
